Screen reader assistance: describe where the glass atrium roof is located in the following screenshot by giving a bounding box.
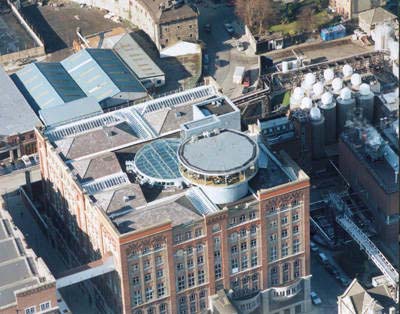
[134,139,182,181]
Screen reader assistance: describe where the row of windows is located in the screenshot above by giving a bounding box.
[175,228,203,244]
[25,301,51,314]
[229,211,257,226]
[133,303,167,314]
[176,254,204,271]
[269,238,301,261]
[177,270,205,291]
[267,200,300,215]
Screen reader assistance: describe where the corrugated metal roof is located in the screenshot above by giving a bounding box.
[39,96,103,127]
[113,34,164,80]
[61,49,146,102]
[0,65,41,136]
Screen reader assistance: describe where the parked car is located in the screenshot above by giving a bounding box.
[237,41,245,51]
[310,292,322,305]
[204,24,211,33]
[224,22,235,35]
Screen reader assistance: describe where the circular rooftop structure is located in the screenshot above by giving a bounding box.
[178,129,258,188]
[134,138,184,187]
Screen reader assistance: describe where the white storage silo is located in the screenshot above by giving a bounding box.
[332,77,343,95]
[351,73,362,90]
[342,64,353,79]
[324,68,335,85]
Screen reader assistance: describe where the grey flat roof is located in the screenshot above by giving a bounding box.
[114,34,164,80]
[0,238,18,264]
[0,278,39,308]
[178,129,258,174]
[0,66,41,136]
[39,96,103,127]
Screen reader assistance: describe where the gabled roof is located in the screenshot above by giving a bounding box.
[0,65,41,136]
[359,7,397,25]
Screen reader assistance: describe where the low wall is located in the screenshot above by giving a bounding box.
[0,46,45,64]
[6,0,44,47]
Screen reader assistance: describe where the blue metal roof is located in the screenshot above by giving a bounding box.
[61,49,146,102]
[14,63,86,110]
[35,63,86,102]
[14,63,65,110]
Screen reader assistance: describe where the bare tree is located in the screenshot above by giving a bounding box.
[235,0,275,34]
[297,6,316,33]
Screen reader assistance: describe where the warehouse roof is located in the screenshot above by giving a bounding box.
[138,0,197,24]
[359,7,397,26]
[0,65,41,136]
[39,96,102,127]
[61,49,147,103]
[13,62,86,111]
[113,33,164,80]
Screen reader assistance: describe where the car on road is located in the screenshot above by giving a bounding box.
[310,291,322,305]
[224,22,235,35]
[236,41,245,51]
[204,24,211,33]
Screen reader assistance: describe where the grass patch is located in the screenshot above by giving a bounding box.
[269,11,332,35]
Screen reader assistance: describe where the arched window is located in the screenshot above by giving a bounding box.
[159,303,167,314]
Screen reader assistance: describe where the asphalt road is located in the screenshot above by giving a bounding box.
[197,0,258,97]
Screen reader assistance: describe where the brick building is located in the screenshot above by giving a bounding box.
[72,0,199,50]
[36,86,311,314]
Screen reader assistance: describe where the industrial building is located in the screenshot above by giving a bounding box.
[12,48,149,117]
[358,7,398,36]
[0,203,58,314]
[35,85,312,314]
[329,0,386,20]
[0,65,41,162]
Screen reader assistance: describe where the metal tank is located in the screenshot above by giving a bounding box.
[319,92,336,144]
[336,87,355,137]
[357,83,374,123]
[310,106,325,159]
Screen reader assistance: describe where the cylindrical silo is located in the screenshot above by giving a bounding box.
[324,68,335,85]
[342,64,353,80]
[336,87,355,137]
[310,107,325,159]
[300,97,313,110]
[319,92,336,144]
[332,77,343,95]
[357,83,374,123]
[351,73,362,91]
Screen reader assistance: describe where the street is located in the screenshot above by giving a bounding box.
[197,0,258,98]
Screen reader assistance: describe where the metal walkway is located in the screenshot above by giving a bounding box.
[336,214,399,287]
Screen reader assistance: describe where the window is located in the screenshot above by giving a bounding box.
[177,263,184,271]
[239,214,246,223]
[214,250,221,258]
[187,246,193,255]
[282,263,289,282]
[157,282,165,297]
[249,211,256,219]
[142,247,149,254]
[196,244,203,252]
[231,245,238,253]
[215,263,222,279]
[133,290,142,305]
[198,269,205,284]
[292,200,299,207]
[175,234,183,243]
[293,238,300,253]
[157,269,163,278]
[270,233,277,241]
[178,275,186,291]
[241,255,248,269]
[132,264,139,271]
[281,216,288,225]
[212,224,220,232]
[214,237,220,246]
[270,246,277,261]
[145,273,151,282]
[40,302,51,311]
[187,258,194,268]
[25,307,36,314]
[251,239,257,248]
[188,272,195,287]
[154,242,162,251]
[294,259,301,278]
[240,229,246,238]
[269,220,277,228]
[195,228,203,237]
[156,255,163,265]
[250,225,257,234]
[185,231,192,240]
[251,252,258,267]
[281,229,288,238]
[147,308,155,314]
[231,258,238,270]
[293,225,299,234]
[132,276,140,285]
[231,217,237,225]
[144,259,150,269]
[160,303,167,314]
[197,255,204,265]
[145,287,153,301]
[292,212,299,221]
[282,242,289,257]
[240,242,247,251]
